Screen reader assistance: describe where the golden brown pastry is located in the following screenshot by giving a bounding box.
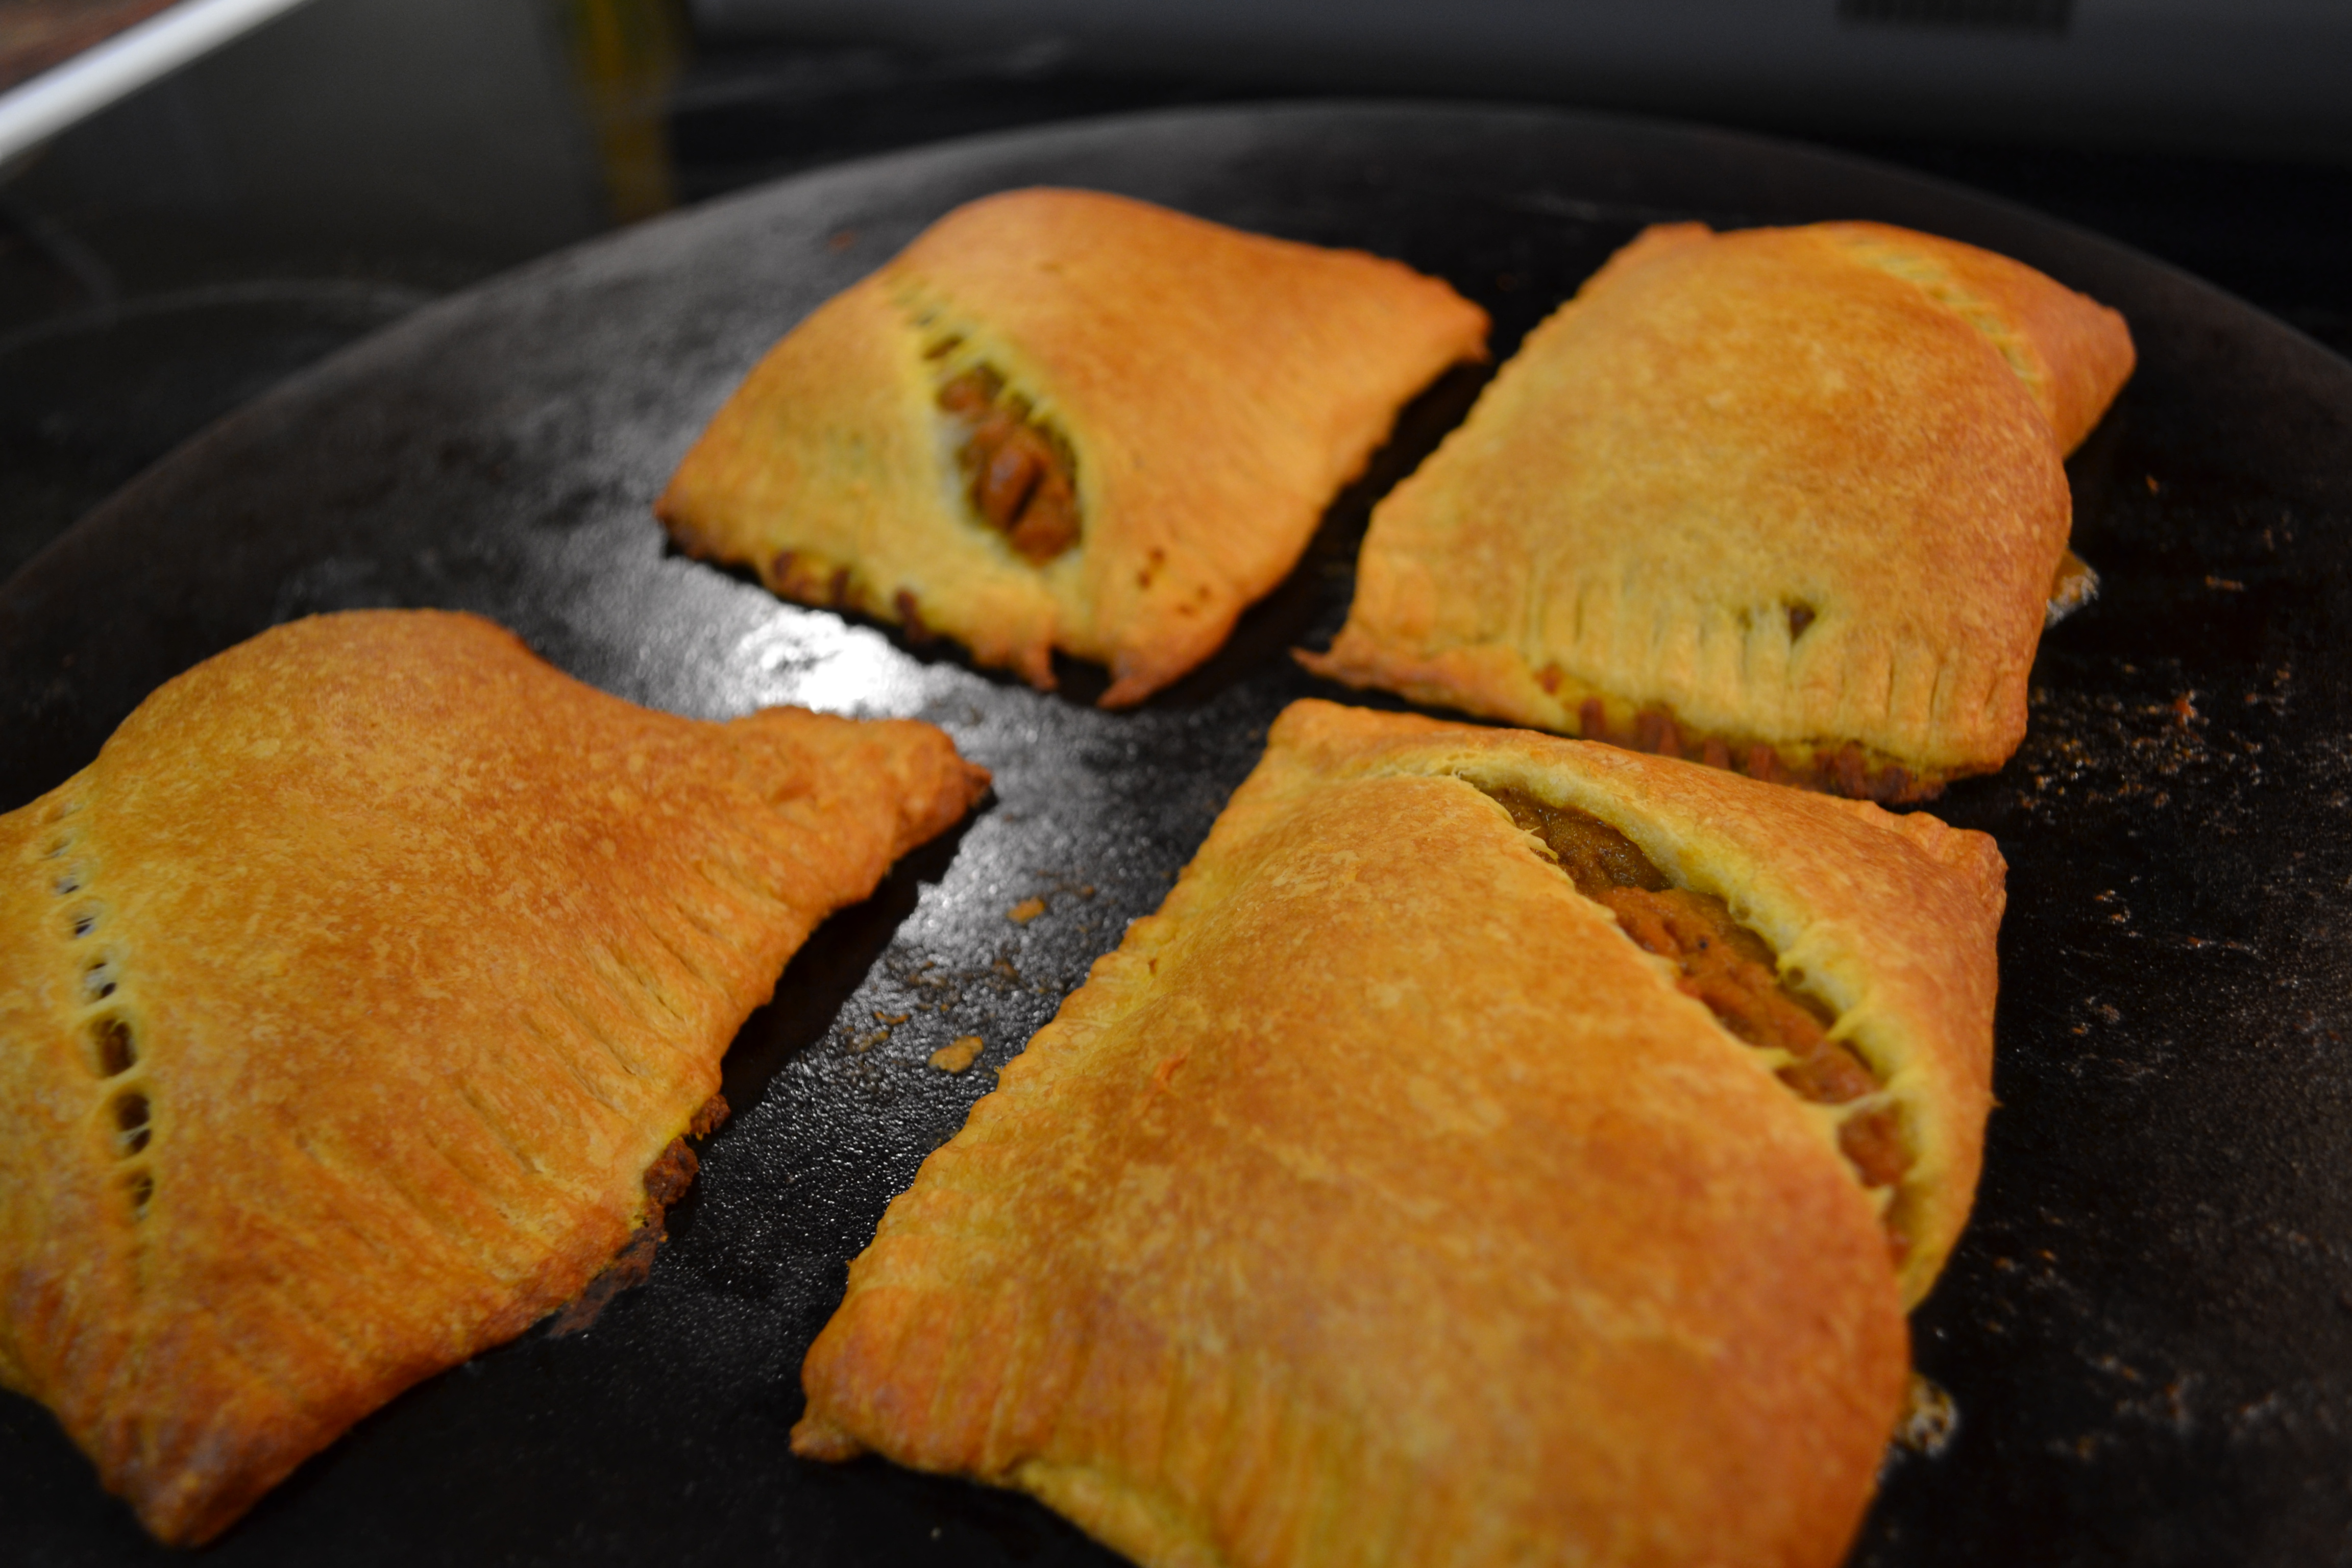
[794,699,2004,1568]
[1302,220,2136,799]
[657,187,1488,706]
[0,609,988,1546]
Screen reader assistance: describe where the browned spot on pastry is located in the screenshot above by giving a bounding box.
[689,1092,730,1139]
[893,589,935,645]
[1537,664,1563,695]
[1829,745,1869,798]
[1485,786,1908,1196]
[769,551,855,612]
[1786,601,1817,640]
[550,1130,708,1336]
[1630,728,1936,803]
[548,1225,662,1337]
[1577,697,1607,741]
[938,366,1082,565]
[1868,764,1917,805]
[641,1137,699,1209]
[1635,710,1679,758]
[1007,896,1047,924]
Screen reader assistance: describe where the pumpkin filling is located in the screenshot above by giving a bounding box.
[1532,678,1935,804]
[937,365,1081,565]
[1482,786,1909,1193]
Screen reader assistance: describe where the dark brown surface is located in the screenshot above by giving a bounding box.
[0,0,180,92]
[4,103,2352,1566]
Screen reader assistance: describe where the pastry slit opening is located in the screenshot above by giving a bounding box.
[112,1090,152,1157]
[89,1015,137,1077]
[1477,785,1912,1201]
[1827,233,2042,391]
[932,360,1082,565]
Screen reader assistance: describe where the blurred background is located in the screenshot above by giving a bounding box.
[3,0,2348,583]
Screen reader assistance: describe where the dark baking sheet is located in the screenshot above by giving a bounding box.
[5,103,2352,1567]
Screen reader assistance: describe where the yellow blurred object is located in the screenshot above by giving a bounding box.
[561,0,684,225]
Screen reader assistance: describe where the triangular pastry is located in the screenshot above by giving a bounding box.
[795,699,2003,1568]
[1302,220,2135,799]
[658,187,1489,706]
[0,609,988,1545]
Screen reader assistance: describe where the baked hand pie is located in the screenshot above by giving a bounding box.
[1301,219,2135,800]
[794,698,2003,1568]
[657,187,1488,706]
[0,609,988,1545]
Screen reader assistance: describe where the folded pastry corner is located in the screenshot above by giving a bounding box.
[1301,218,2135,799]
[0,609,988,1545]
[793,698,2002,1568]
[658,187,1488,707]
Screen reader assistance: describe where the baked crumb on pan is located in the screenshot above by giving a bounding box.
[0,609,988,1546]
[794,698,2004,1568]
[1301,220,2135,798]
[658,187,1488,706]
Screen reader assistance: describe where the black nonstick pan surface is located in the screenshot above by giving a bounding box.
[6,103,2352,1567]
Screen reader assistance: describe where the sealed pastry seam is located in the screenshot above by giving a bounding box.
[26,806,156,1241]
[1827,231,2044,400]
[898,282,1091,571]
[1228,703,2000,1304]
[1331,747,1974,1302]
[1462,780,1915,1215]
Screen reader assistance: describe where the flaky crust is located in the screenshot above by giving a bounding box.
[1303,220,2135,788]
[0,610,988,1545]
[658,187,1487,706]
[795,699,2003,1568]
